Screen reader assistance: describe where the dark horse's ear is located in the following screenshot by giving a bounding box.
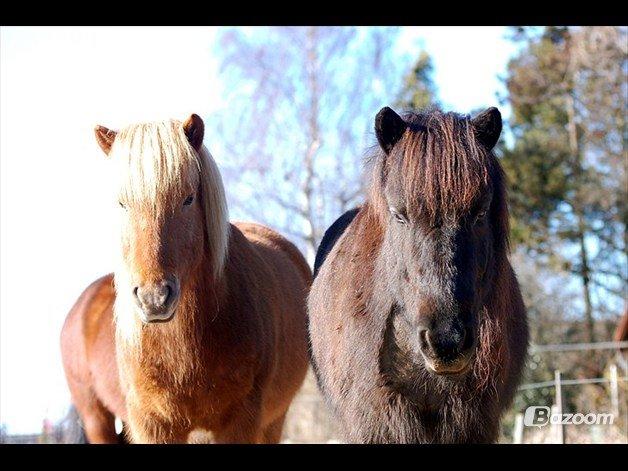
[94,125,117,156]
[183,114,205,152]
[471,107,502,151]
[375,107,407,155]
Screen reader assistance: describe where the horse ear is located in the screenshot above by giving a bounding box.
[471,107,502,150]
[375,107,407,154]
[94,125,117,156]
[183,114,205,152]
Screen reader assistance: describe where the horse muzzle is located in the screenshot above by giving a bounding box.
[132,277,180,324]
[418,324,476,376]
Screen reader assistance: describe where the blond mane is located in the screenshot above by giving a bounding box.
[110,119,229,279]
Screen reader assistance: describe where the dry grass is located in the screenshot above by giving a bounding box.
[281,367,342,443]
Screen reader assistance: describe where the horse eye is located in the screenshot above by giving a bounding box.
[183,194,194,206]
[118,201,126,209]
[475,209,487,225]
[389,207,407,224]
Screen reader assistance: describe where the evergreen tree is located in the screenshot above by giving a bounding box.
[395,51,438,111]
[501,27,627,348]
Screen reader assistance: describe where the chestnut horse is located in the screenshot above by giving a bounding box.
[61,115,311,443]
[308,107,528,443]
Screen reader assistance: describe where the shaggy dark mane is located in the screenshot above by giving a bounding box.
[370,110,498,224]
[367,109,510,257]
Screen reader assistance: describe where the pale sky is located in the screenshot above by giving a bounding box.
[0,26,520,434]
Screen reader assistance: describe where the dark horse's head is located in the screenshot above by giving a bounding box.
[371,106,509,377]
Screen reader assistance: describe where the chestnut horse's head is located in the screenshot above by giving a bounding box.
[95,115,228,329]
[371,107,509,377]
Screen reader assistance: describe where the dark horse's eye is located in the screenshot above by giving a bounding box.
[474,209,488,225]
[119,201,126,209]
[389,207,407,225]
[183,194,194,206]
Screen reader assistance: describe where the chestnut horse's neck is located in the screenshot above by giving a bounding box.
[116,243,231,388]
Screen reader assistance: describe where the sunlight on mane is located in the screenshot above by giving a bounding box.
[110,119,230,279]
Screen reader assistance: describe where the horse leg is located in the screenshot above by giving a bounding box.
[261,413,287,444]
[118,422,131,444]
[125,407,188,444]
[69,383,119,444]
[212,404,263,444]
[213,421,263,444]
[81,403,118,444]
[127,426,185,444]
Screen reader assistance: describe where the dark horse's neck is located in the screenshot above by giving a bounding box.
[366,201,514,408]
[378,255,513,408]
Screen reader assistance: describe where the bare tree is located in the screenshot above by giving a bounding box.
[212,27,404,261]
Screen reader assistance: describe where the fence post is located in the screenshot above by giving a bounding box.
[513,413,524,444]
[609,364,619,420]
[554,370,564,444]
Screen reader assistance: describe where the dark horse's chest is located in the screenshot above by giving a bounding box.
[379,307,478,405]
[379,306,447,408]
[346,306,499,444]
[309,207,520,443]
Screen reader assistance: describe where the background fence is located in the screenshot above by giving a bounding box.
[2,342,625,444]
[507,341,627,444]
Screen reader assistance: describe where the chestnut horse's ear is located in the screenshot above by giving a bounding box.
[183,114,205,152]
[471,107,502,151]
[375,107,407,155]
[94,125,117,156]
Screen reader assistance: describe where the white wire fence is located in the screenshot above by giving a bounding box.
[3,342,625,444]
[511,341,628,444]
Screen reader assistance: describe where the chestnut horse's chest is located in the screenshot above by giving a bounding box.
[121,348,258,431]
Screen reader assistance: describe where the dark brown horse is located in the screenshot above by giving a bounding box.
[61,115,311,443]
[308,107,528,443]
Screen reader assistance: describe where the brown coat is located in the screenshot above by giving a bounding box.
[61,222,311,443]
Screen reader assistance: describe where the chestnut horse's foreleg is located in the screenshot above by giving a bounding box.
[81,406,119,444]
[70,390,119,444]
[125,407,188,444]
[212,402,264,444]
[63,371,118,444]
[260,412,287,444]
